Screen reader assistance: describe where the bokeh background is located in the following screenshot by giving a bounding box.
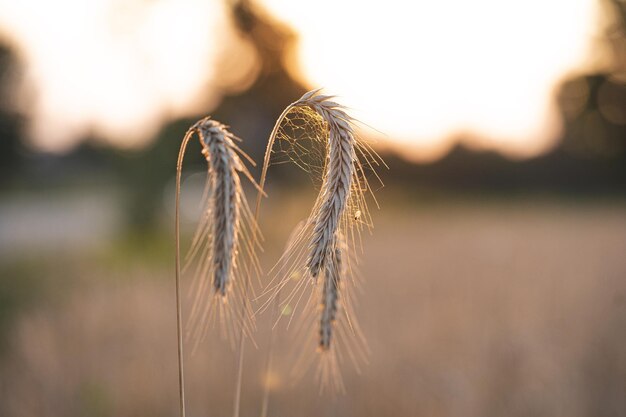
[0,0,625,416]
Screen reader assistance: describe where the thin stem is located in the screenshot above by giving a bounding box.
[233,195,257,417]
[233,262,252,417]
[254,103,295,417]
[232,322,246,417]
[254,103,295,221]
[235,97,302,417]
[231,99,284,416]
[175,130,194,417]
[260,290,280,417]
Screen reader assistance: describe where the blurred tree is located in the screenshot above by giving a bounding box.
[112,119,200,231]
[105,0,626,231]
[556,0,626,159]
[559,75,626,158]
[4,0,624,233]
[119,0,308,231]
[211,0,307,159]
[0,44,24,187]
[384,0,626,196]
[602,0,626,80]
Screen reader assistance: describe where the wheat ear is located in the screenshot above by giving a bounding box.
[319,239,341,350]
[301,93,355,281]
[176,117,262,417]
[178,117,262,346]
[256,89,384,391]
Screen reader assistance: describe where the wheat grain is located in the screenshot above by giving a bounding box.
[319,239,341,351]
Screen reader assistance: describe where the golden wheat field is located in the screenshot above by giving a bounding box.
[1,189,624,417]
[0,1,625,416]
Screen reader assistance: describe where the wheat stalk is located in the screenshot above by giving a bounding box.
[182,117,260,344]
[175,117,262,417]
[256,89,385,391]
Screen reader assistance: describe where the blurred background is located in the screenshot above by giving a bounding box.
[0,0,625,416]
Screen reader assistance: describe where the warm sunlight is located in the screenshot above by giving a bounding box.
[0,0,601,160]
[263,0,600,160]
[0,0,257,152]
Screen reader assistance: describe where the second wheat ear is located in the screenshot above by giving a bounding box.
[256,89,385,390]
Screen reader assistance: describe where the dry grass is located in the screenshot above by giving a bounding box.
[2,198,625,416]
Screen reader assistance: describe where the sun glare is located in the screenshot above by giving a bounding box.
[0,0,257,152]
[263,0,600,160]
[0,0,602,160]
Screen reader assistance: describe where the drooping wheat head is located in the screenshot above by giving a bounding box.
[179,117,261,347]
[256,89,385,391]
[302,93,355,281]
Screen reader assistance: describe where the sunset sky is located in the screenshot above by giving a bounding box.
[0,0,604,160]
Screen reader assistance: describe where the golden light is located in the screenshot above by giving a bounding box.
[0,0,603,160]
[0,0,257,152]
[263,0,601,160]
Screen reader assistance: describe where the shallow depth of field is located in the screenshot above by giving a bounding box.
[2,193,625,417]
[1,1,625,416]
